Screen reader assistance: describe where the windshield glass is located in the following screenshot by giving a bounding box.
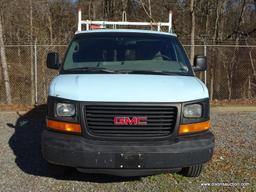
[62,33,191,75]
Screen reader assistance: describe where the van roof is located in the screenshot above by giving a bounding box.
[75,29,177,37]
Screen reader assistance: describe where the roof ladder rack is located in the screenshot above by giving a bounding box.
[77,9,173,33]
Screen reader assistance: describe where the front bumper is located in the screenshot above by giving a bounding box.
[44,97,213,176]
[41,130,214,176]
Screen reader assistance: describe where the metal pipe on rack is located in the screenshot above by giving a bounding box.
[169,11,172,32]
[78,8,82,32]
[80,21,170,27]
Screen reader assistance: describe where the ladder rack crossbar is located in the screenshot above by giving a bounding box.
[80,21,170,26]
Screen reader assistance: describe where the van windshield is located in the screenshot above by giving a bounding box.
[62,33,192,75]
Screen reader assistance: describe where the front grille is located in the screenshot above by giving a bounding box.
[84,104,178,138]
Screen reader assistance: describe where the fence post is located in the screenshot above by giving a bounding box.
[200,35,208,85]
[31,44,34,105]
[34,40,38,105]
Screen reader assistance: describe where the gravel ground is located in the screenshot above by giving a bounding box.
[0,106,255,192]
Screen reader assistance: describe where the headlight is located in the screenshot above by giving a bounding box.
[184,104,202,118]
[56,103,75,117]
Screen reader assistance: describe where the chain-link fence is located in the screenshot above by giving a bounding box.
[0,45,66,105]
[183,44,256,100]
[0,43,256,105]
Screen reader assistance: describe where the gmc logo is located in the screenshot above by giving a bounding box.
[114,117,147,126]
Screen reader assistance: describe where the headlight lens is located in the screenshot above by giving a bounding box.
[184,104,202,118]
[56,103,75,117]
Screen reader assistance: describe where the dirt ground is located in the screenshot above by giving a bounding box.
[0,106,255,192]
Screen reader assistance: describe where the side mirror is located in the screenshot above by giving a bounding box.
[193,55,207,72]
[47,52,60,69]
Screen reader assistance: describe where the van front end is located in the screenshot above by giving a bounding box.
[42,74,214,177]
[42,30,214,177]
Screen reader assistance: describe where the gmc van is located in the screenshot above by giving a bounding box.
[41,11,214,177]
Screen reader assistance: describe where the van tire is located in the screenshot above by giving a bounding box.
[179,164,203,177]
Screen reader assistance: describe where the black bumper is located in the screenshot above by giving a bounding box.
[41,130,214,176]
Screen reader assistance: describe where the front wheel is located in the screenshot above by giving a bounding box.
[179,164,203,177]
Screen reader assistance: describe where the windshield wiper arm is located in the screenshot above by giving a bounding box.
[65,67,116,74]
[116,70,182,75]
[65,68,185,75]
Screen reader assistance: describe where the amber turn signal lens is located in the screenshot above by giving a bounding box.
[179,120,210,135]
[47,119,81,133]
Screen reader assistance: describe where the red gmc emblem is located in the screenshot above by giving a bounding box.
[114,117,147,126]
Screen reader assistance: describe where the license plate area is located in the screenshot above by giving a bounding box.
[116,153,144,169]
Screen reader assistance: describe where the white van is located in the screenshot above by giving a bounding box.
[42,10,214,177]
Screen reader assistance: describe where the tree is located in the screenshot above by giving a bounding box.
[223,0,247,100]
[0,17,11,104]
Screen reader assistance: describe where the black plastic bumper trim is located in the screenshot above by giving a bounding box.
[41,130,214,176]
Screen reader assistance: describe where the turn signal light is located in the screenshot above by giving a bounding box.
[179,120,210,135]
[47,120,81,133]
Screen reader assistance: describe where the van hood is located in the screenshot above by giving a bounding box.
[49,74,208,102]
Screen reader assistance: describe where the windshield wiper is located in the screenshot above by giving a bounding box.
[116,70,184,75]
[65,67,116,74]
[65,67,185,75]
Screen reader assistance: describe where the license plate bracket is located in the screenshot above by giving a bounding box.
[116,153,144,169]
